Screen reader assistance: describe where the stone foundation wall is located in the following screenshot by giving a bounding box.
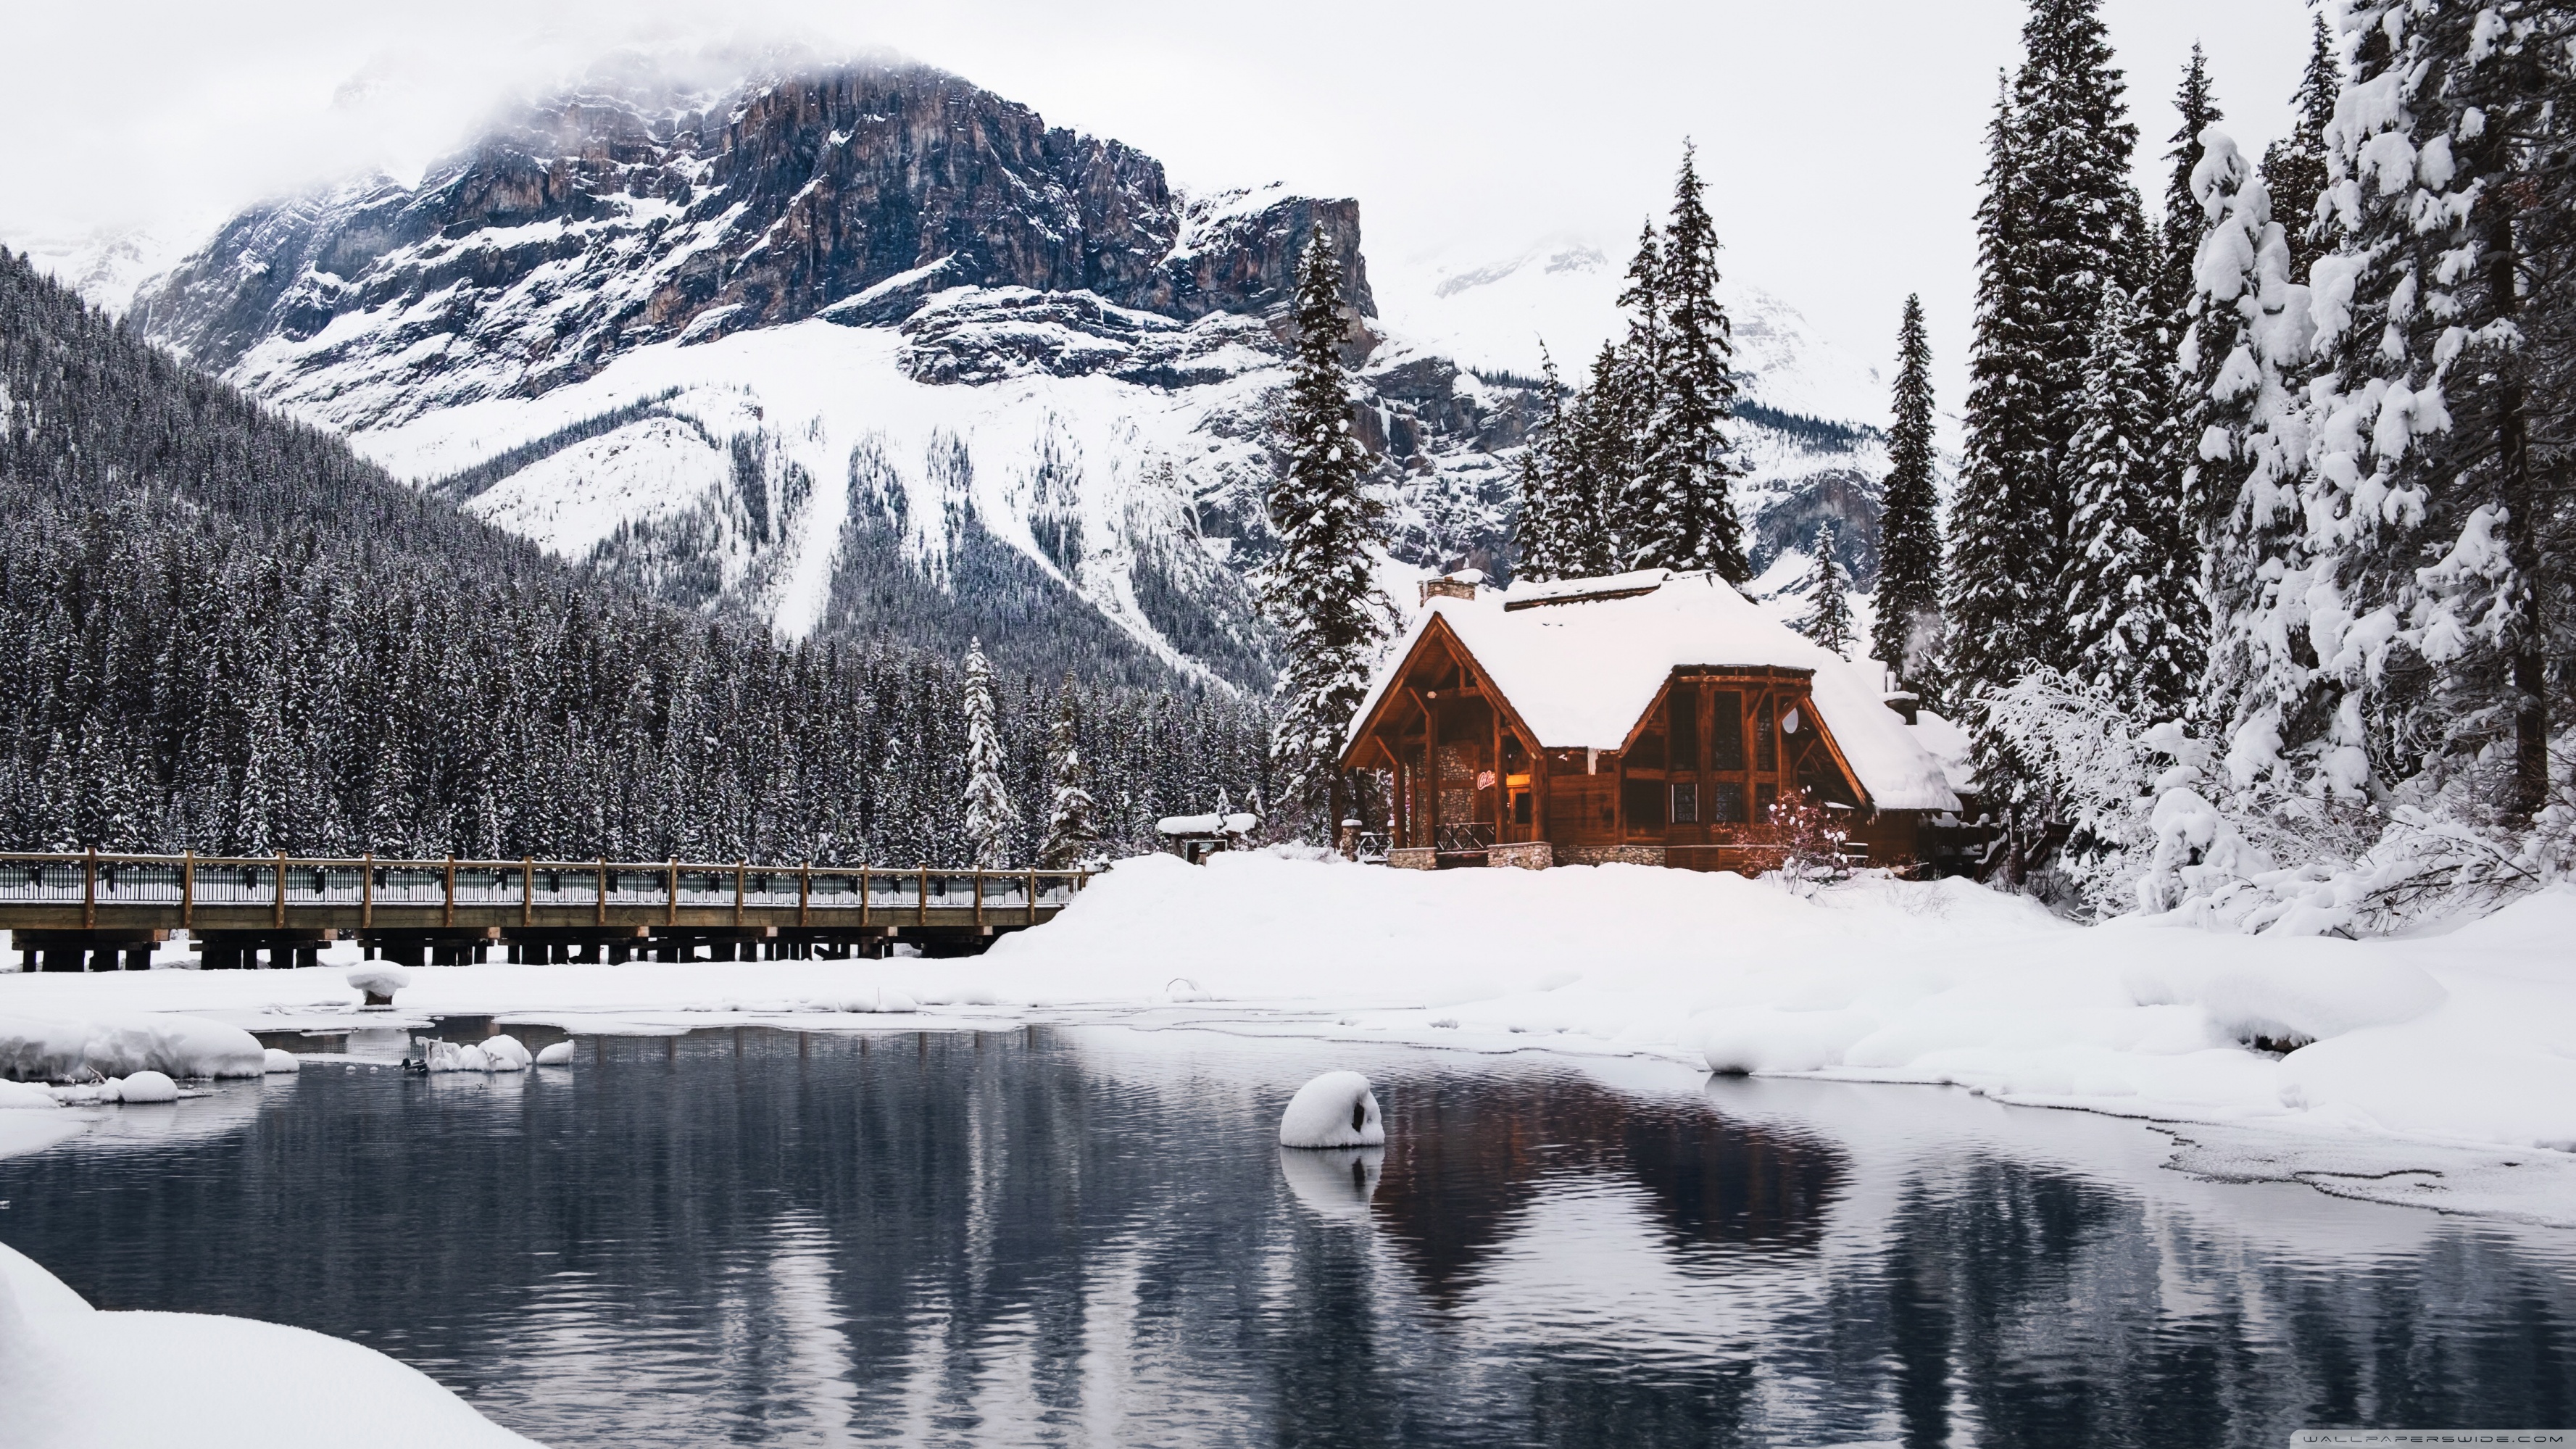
[1387,847,1439,871]
[1485,842,1554,871]
[1553,844,1669,868]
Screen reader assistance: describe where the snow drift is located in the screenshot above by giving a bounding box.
[0,1240,539,1448]
[0,1013,265,1083]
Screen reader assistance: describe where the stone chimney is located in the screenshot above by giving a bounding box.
[1419,570,1484,606]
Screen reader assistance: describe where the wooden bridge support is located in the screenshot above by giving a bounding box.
[12,929,166,972]
[191,930,333,970]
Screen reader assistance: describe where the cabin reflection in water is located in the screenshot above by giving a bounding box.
[1342,569,1974,873]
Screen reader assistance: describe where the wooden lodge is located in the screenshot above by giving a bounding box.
[1340,569,1968,873]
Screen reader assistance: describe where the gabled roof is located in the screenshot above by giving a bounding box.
[1348,570,1962,812]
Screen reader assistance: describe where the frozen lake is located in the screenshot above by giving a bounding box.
[1,1024,2571,1447]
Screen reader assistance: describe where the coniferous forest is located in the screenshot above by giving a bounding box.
[1937,0,2575,931]
[0,249,1270,865]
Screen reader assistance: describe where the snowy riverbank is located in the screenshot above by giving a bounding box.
[0,1240,538,1449]
[5,854,2575,1218]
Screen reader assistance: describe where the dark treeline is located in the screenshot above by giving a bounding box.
[0,249,1267,863]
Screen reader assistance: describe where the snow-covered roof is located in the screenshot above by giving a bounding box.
[1156,813,1260,837]
[1350,570,1963,813]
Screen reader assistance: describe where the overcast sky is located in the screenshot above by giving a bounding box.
[1,0,2323,412]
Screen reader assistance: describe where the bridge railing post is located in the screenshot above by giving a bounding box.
[1027,868,1038,927]
[918,865,928,929]
[83,847,97,929]
[444,856,456,929]
[597,859,607,928]
[734,860,746,928]
[523,856,534,928]
[362,852,373,929]
[274,850,287,929]
[181,850,194,930]
[799,863,811,929]
[858,866,870,929]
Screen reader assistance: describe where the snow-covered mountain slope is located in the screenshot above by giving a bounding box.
[1378,240,1890,426]
[102,54,1894,688]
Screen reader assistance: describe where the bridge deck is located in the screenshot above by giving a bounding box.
[0,852,1090,944]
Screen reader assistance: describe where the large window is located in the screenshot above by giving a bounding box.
[1669,781,1698,823]
[1712,780,1746,824]
[1712,691,1744,770]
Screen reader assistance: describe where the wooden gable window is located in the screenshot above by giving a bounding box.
[1670,780,1698,823]
[1711,691,1744,770]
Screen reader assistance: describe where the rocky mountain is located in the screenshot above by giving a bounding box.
[113,53,1885,688]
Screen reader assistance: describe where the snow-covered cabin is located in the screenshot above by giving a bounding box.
[1340,569,1965,871]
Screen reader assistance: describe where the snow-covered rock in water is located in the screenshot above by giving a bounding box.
[112,1071,178,1104]
[1279,1071,1385,1148]
[264,1049,302,1074]
[0,1240,538,1448]
[0,1013,265,1082]
[417,1038,506,1074]
[348,966,412,1004]
[534,1041,575,1066]
[0,1079,62,1110]
[1277,1145,1384,1221]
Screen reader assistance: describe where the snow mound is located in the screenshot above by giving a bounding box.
[1279,1071,1385,1148]
[0,1079,61,1110]
[0,1013,265,1082]
[2122,950,2446,1044]
[110,1071,179,1104]
[0,1240,539,1448]
[481,1036,531,1072]
[348,966,412,1000]
[1696,1007,1883,1075]
[535,1041,575,1066]
[264,1049,302,1074]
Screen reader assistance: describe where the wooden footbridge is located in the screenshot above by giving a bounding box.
[0,852,1092,971]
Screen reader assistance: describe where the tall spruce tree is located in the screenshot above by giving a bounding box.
[1264,232,1387,836]
[2151,46,2224,349]
[2259,13,2340,283]
[2011,0,2147,654]
[2063,281,2193,715]
[2181,128,2310,771]
[1037,677,1098,868]
[1562,341,1635,577]
[1870,294,1943,692]
[1630,145,1748,581]
[1511,348,1585,583]
[960,639,1020,867]
[1945,77,2048,696]
[1795,520,1856,657]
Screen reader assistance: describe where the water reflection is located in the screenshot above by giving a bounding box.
[0,1026,2568,1448]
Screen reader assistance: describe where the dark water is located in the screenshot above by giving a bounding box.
[2,1025,2572,1448]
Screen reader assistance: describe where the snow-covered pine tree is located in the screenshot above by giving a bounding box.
[1264,232,1387,836]
[2151,46,2224,352]
[2259,12,2340,284]
[2011,0,2148,658]
[1794,520,1856,657]
[1630,144,1749,581]
[2298,0,2569,823]
[2063,281,2195,716]
[2180,128,2309,769]
[1945,78,2049,697]
[1561,341,1634,578]
[1038,677,1099,868]
[1869,294,1943,693]
[959,637,1020,868]
[1511,347,1579,583]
